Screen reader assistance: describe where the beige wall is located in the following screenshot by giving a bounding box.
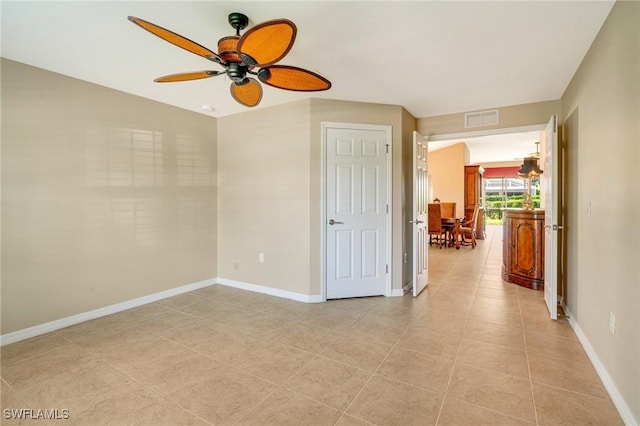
[1,70,417,335]
[428,144,466,218]
[217,98,415,296]
[561,1,640,420]
[216,100,312,295]
[1,59,218,334]
[417,100,560,137]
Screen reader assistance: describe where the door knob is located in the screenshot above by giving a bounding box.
[328,219,344,225]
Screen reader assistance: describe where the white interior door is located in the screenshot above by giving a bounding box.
[542,115,559,319]
[412,131,429,297]
[325,125,389,299]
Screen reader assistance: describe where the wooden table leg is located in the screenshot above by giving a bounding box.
[454,219,461,249]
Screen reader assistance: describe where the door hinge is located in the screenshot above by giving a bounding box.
[385,144,390,154]
[386,204,389,214]
[386,264,389,274]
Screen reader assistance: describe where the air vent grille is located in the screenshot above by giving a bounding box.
[464,109,499,128]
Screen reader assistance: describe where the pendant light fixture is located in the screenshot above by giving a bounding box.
[518,142,543,210]
[517,142,543,177]
[517,157,543,177]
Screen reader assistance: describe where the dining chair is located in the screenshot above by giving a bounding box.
[439,202,456,245]
[440,202,456,218]
[427,203,446,248]
[459,202,480,249]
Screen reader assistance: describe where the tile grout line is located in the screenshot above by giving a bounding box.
[334,317,414,425]
[433,241,487,424]
[121,322,347,425]
[519,286,541,426]
[434,228,497,424]
[485,229,541,424]
[23,331,217,426]
[99,358,216,426]
[60,321,280,426]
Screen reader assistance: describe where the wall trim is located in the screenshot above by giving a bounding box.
[565,306,638,426]
[390,288,405,297]
[216,277,323,303]
[0,278,217,347]
[0,276,326,347]
[1,271,414,348]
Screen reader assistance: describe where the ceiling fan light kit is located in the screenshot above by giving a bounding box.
[128,12,331,108]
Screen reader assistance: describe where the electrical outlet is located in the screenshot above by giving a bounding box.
[258,253,264,263]
[609,312,616,334]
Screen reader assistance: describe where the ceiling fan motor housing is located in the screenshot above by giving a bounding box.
[218,14,254,83]
[217,35,241,62]
[217,33,247,83]
[226,62,249,83]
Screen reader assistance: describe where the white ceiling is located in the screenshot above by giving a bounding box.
[428,130,543,164]
[0,1,613,162]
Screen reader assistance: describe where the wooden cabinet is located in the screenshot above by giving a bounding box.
[502,209,545,290]
[464,165,485,239]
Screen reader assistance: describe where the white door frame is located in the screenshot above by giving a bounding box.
[320,122,393,301]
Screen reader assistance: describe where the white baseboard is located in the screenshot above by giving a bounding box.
[0,278,217,347]
[2,277,402,347]
[565,306,638,426]
[216,277,324,303]
[389,288,405,297]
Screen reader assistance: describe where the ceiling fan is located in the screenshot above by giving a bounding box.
[128,13,332,108]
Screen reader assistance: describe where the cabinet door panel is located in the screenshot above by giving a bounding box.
[513,220,536,277]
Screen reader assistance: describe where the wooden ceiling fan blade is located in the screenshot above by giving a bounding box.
[154,71,223,83]
[258,65,331,91]
[237,19,296,67]
[230,78,263,107]
[128,16,221,62]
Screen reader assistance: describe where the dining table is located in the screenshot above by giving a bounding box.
[441,217,464,249]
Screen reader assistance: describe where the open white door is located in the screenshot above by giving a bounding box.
[412,131,429,297]
[542,115,559,319]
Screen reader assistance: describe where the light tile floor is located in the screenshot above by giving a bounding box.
[1,226,624,425]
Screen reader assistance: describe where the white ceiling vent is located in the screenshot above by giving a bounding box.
[464,109,499,128]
